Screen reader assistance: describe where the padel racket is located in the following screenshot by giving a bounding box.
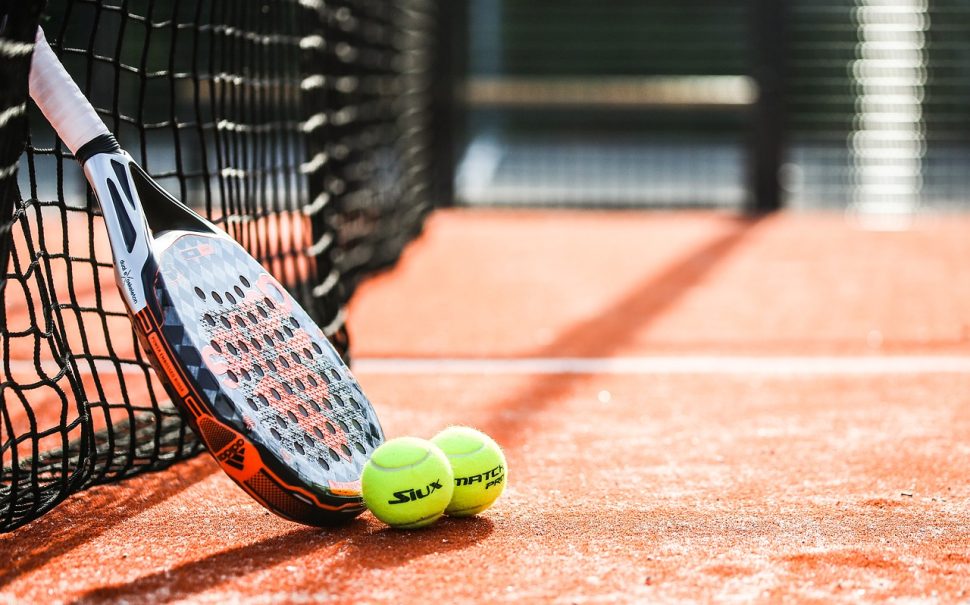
[28,27,384,525]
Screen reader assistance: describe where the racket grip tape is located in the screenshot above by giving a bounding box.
[27,27,111,156]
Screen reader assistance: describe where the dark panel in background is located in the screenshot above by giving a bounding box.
[458,0,755,208]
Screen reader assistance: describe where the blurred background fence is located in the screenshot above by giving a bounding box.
[438,0,970,213]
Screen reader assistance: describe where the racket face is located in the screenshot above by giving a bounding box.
[138,231,384,524]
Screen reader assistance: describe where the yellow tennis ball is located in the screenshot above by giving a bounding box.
[431,426,507,517]
[361,437,454,529]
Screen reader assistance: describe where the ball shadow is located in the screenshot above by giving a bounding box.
[350,515,495,570]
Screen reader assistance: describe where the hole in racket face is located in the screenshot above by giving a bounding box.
[155,233,382,491]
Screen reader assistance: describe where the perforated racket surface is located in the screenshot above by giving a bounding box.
[139,228,383,523]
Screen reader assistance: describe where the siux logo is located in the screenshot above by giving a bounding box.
[456,464,504,489]
[218,438,246,471]
[387,480,443,505]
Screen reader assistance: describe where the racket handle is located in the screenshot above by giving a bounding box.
[28,27,111,157]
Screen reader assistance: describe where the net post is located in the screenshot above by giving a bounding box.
[429,0,467,208]
[747,0,788,213]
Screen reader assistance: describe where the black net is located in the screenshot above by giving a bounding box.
[0,0,435,532]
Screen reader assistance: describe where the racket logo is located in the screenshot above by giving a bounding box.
[218,438,247,471]
[117,258,138,306]
[387,480,444,505]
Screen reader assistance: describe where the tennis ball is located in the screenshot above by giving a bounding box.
[361,437,454,529]
[431,426,506,517]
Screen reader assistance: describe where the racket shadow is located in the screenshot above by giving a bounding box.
[67,517,493,604]
[67,525,339,605]
[351,515,494,570]
[0,456,216,589]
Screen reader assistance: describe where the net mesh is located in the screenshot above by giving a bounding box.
[0,0,434,532]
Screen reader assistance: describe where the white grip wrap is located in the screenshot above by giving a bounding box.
[28,27,110,155]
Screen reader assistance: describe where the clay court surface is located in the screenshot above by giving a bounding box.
[2,210,969,603]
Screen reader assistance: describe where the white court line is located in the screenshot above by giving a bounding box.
[4,356,970,381]
[353,356,970,376]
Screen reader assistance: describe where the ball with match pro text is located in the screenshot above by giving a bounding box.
[432,426,507,517]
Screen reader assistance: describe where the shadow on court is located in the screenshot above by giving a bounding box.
[0,456,216,589]
[480,215,764,449]
[69,517,493,604]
